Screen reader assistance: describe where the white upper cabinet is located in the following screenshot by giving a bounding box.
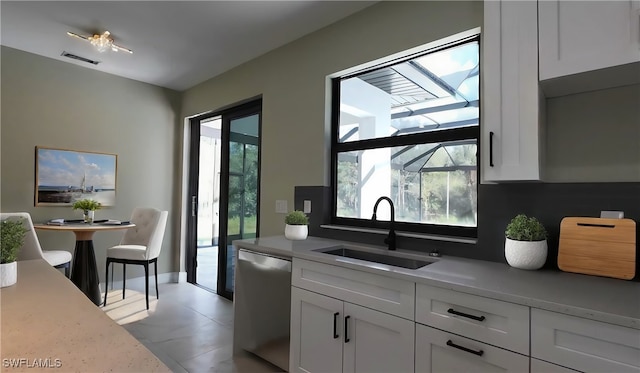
[482,0,544,182]
[539,0,640,81]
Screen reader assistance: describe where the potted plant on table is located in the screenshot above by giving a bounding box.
[504,214,548,270]
[72,199,102,224]
[284,210,309,240]
[1,217,27,287]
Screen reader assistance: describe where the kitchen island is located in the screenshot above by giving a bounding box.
[0,259,169,372]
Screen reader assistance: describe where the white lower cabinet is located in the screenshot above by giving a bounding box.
[531,308,640,373]
[289,259,637,373]
[290,287,343,373]
[415,324,529,373]
[416,284,530,355]
[290,287,414,373]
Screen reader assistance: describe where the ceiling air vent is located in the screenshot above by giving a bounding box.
[61,51,100,65]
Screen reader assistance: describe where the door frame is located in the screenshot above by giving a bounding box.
[186,98,262,299]
[186,117,201,284]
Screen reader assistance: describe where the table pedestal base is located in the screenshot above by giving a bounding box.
[70,240,102,306]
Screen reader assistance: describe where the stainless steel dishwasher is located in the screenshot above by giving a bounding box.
[233,249,291,371]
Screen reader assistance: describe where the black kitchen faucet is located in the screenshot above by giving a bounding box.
[372,196,396,251]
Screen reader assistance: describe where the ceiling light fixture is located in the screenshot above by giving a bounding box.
[67,31,133,54]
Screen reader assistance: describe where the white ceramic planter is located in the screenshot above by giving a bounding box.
[0,261,17,288]
[285,224,308,240]
[505,237,547,270]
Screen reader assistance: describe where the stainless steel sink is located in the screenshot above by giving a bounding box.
[316,247,433,270]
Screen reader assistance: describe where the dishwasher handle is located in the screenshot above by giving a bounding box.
[238,249,292,272]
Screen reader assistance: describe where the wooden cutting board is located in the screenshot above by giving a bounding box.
[558,217,636,280]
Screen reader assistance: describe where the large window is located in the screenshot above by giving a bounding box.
[332,35,479,238]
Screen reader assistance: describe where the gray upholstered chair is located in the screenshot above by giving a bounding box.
[104,207,168,310]
[0,212,72,277]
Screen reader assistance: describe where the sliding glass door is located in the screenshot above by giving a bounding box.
[187,99,261,300]
[218,106,260,298]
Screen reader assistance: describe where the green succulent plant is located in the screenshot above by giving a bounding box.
[1,218,27,264]
[72,199,102,211]
[505,214,547,241]
[285,210,309,225]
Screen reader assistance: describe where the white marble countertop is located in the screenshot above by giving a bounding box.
[0,259,170,372]
[234,235,640,330]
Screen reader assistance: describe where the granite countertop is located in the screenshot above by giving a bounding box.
[0,259,170,372]
[234,235,640,330]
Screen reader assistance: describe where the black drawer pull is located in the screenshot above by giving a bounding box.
[344,315,351,343]
[446,340,484,356]
[447,308,486,322]
[489,131,495,167]
[333,312,339,339]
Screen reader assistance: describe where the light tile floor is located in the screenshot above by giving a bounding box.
[103,282,283,373]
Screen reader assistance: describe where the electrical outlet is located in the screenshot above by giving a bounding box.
[303,200,312,213]
[275,200,288,213]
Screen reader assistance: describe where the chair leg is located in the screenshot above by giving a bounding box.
[154,259,159,299]
[111,262,114,290]
[122,263,126,300]
[144,262,149,310]
[104,260,110,307]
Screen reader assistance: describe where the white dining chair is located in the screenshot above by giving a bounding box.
[104,207,168,310]
[0,212,72,277]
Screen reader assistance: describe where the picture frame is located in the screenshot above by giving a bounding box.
[35,146,117,206]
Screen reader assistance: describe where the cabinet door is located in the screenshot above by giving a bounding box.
[415,324,529,373]
[343,302,414,373]
[539,0,640,81]
[482,0,543,182]
[290,287,343,373]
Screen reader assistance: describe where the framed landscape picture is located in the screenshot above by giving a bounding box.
[35,146,117,206]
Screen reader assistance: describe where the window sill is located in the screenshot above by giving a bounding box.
[319,224,477,245]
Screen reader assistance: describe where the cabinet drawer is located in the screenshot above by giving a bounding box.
[415,323,529,373]
[416,284,529,355]
[292,258,415,320]
[532,308,640,373]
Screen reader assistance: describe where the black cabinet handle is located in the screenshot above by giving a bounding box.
[333,312,339,339]
[446,340,484,356]
[344,316,351,343]
[489,131,495,167]
[447,308,486,322]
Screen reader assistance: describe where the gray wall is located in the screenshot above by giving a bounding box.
[545,83,640,182]
[1,46,182,280]
[182,1,484,236]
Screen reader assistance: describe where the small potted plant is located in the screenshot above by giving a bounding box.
[284,210,309,240]
[72,198,102,224]
[505,214,548,270]
[1,217,27,287]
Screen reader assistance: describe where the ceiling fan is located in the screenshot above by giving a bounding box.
[67,31,133,54]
